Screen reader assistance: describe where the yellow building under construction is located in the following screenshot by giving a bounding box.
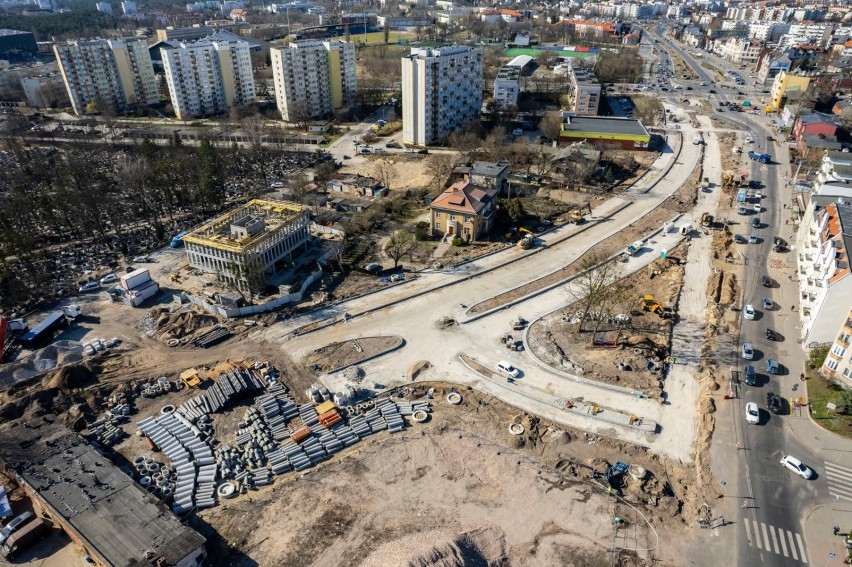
[182,199,311,291]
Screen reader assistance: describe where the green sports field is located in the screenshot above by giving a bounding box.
[504,48,595,58]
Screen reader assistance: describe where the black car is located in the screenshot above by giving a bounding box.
[752,217,761,228]
[761,275,772,287]
[773,236,787,247]
[744,365,757,386]
[766,328,777,341]
[417,149,429,154]
[749,180,762,189]
[766,392,782,414]
[709,89,717,93]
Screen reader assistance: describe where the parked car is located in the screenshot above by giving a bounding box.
[752,217,761,228]
[753,204,761,213]
[741,343,754,360]
[761,275,772,287]
[79,281,100,293]
[780,455,813,479]
[744,364,756,385]
[99,274,117,285]
[765,328,777,341]
[417,149,429,154]
[0,511,33,547]
[745,402,760,424]
[749,233,758,244]
[766,391,782,414]
[390,273,405,282]
[762,297,774,310]
[497,361,520,378]
[735,234,746,244]
[765,359,779,374]
[743,304,755,320]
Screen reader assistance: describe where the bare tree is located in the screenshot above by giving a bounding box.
[631,96,664,126]
[385,230,417,268]
[372,161,398,190]
[483,126,507,161]
[569,253,625,344]
[539,111,563,141]
[430,153,457,191]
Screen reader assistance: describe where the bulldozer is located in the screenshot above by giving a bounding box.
[517,234,536,249]
[641,295,673,319]
[722,171,743,189]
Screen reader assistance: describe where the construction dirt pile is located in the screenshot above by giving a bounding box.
[145,307,220,343]
[527,245,687,396]
[361,527,507,567]
[0,340,85,388]
[304,336,403,373]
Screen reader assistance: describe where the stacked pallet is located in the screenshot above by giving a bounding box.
[318,408,342,428]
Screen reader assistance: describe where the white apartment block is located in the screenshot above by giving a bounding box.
[270,40,356,122]
[95,1,112,13]
[821,309,852,383]
[401,45,483,146]
[725,7,795,22]
[748,22,790,42]
[493,64,520,110]
[53,37,158,115]
[720,37,764,64]
[796,202,852,347]
[161,37,255,120]
[780,22,834,49]
[567,66,600,116]
[121,1,137,14]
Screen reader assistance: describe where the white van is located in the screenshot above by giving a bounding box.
[497,361,520,378]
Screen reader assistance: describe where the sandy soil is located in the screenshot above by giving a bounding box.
[338,154,451,191]
[527,246,686,396]
[303,336,402,373]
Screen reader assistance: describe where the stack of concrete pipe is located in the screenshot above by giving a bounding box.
[264,446,293,475]
[249,467,272,487]
[87,415,126,447]
[297,403,320,427]
[214,444,245,479]
[310,423,344,455]
[376,399,405,433]
[176,368,266,421]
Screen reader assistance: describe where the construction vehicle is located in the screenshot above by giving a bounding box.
[747,151,770,163]
[722,171,743,189]
[625,240,644,256]
[510,316,527,330]
[641,295,674,318]
[180,368,203,388]
[517,234,536,249]
[569,209,586,224]
[700,212,713,226]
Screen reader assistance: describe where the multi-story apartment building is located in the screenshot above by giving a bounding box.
[567,66,600,116]
[769,70,811,111]
[755,48,791,84]
[493,64,520,110]
[161,36,255,120]
[270,40,356,122]
[720,37,765,64]
[796,202,852,347]
[53,37,158,115]
[821,310,852,382]
[748,21,790,42]
[401,45,482,146]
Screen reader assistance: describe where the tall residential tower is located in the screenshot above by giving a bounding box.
[53,37,158,115]
[160,37,255,120]
[401,45,483,146]
[270,40,356,122]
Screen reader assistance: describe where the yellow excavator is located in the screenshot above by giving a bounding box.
[641,295,673,319]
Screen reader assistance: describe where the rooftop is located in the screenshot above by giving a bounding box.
[507,54,533,68]
[430,181,496,215]
[183,199,307,252]
[471,161,508,177]
[0,416,205,567]
[559,114,650,139]
[496,64,521,81]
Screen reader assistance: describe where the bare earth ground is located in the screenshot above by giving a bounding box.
[303,335,402,373]
[527,244,686,396]
[338,154,447,191]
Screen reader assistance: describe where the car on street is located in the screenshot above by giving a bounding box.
[752,217,761,228]
[735,234,746,244]
[761,275,772,287]
[765,328,777,341]
[766,392,782,414]
[762,297,774,310]
[780,455,814,479]
[417,149,429,154]
[100,273,117,285]
[765,358,779,374]
[403,148,415,154]
[744,365,756,385]
[497,361,520,378]
[745,402,760,424]
[753,204,761,213]
[741,343,754,360]
[754,191,762,199]
[743,304,755,320]
[749,233,758,244]
[79,281,100,293]
[390,273,405,282]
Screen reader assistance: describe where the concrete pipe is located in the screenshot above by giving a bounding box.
[217,483,237,499]
[139,476,152,487]
[508,423,525,436]
[146,485,157,494]
[133,456,146,466]
[144,458,155,466]
[135,463,147,473]
[411,411,428,423]
[447,393,462,405]
[161,405,176,414]
[151,473,163,484]
[156,476,168,487]
[168,339,180,347]
[174,489,194,502]
[147,462,160,472]
[160,466,171,476]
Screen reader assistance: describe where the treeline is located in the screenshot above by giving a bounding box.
[594,48,644,83]
[0,11,120,42]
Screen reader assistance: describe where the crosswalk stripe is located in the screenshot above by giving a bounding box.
[744,519,753,546]
[824,462,852,480]
[753,519,763,549]
[796,533,808,564]
[761,523,770,554]
[826,485,852,501]
[778,528,789,557]
[787,530,798,561]
[769,525,780,554]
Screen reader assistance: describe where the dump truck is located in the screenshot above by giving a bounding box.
[180,368,203,388]
[747,151,770,163]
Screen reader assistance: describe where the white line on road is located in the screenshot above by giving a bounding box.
[769,525,780,554]
[795,533,808,564]
[778,528,789,557]
[787,530,798,561]
[744,519,753,546]
[761,523,770,554]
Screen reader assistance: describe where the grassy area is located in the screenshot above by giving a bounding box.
[504,48,595,59]
[807,374,852,438]
[376,121,402,136]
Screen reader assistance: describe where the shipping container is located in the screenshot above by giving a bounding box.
[121,268,151,291]
[1,517,47,560]
[19,312,65,346]
[127,281,159,307]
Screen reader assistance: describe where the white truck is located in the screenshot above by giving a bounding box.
[625,240,644,256]
[62,305,82,319]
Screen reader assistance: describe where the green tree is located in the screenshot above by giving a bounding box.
[505,199,525,225]
[838,389,852,415]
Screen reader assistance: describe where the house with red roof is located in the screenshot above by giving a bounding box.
[429,181,497,240]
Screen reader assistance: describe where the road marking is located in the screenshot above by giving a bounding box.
[795,533,808,563]
[787,530,798,561]
[751,519,762,549]
[778,528,789,557]
[824,462,852,502]
[744,518,753,546]
[769,525,780,554]
[761,523,770,554]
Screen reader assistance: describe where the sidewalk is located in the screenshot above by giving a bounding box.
[803,505,850,566]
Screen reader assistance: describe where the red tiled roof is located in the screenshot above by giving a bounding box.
[430,181,495,215]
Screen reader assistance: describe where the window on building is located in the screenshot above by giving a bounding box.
[833,345,847,358]
[844,367,852,378]
[827,359,839,371]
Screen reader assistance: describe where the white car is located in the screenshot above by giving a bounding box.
[780,455,814,479]
[743,304,755,320]
[753,204,761,213]
[754,191,762,200]
[745,402,760,424]
[497,361,520,378]
[79,281,101,293]
[741,343,754,360]
[100,274,117,285]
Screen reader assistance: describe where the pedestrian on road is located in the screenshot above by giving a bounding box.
[742,500,749,509]
[834,526,840,536]
[791,305,795,311]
